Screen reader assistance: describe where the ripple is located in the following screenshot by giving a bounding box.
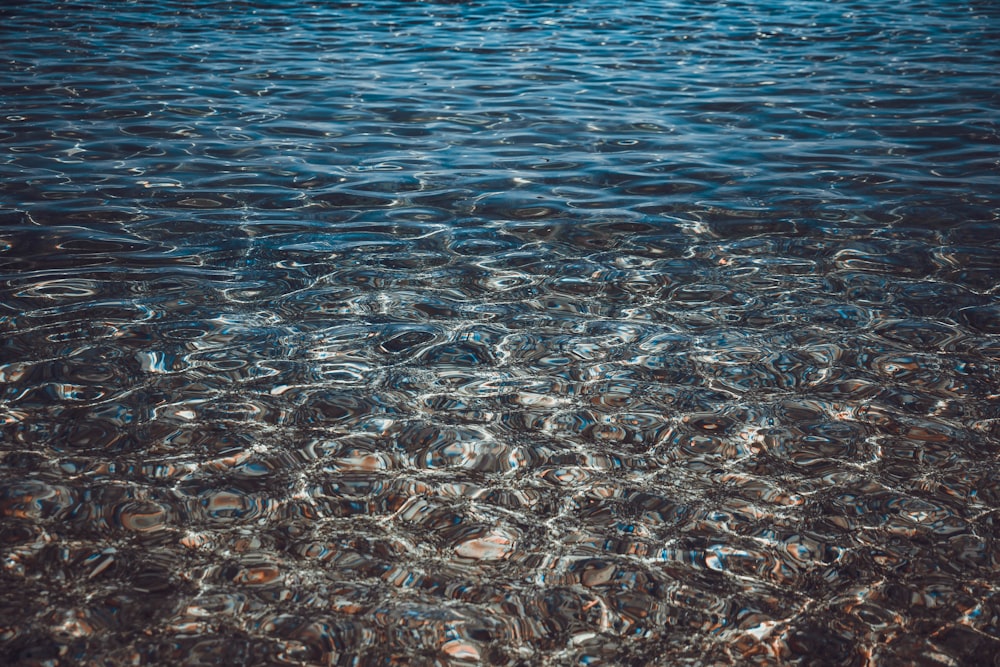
[2,0,1000,665]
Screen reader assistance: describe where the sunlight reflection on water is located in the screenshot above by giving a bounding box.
[2,0,1000,664]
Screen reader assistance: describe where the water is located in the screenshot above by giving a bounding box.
[2,0,999,664]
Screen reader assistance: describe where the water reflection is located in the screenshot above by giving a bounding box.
[3,0,1000,664]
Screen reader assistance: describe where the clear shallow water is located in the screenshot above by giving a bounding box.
[1,0,999,664]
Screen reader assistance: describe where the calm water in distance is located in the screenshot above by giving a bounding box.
[2,1,1000,665]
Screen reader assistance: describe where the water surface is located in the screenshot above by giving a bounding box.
[2,1,1000,665]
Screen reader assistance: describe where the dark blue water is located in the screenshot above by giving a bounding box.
[2,1,1000,665]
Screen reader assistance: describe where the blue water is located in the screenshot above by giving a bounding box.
[2,1,1000,665]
